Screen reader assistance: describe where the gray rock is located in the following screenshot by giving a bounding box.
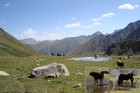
[28,63,70,78]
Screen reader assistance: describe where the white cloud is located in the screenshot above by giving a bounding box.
[92,22,102,26]
[20,29,69,40]
[82,22,101,29]
[118,3,139,10]
[5,3,10,6]
[92,12,114,23]
[92,17,102,22]
[102,13,115,18]
[64,12,113,30]
[64,22,81,28]
[22,29,37,39]
[91,12,114,28]
[72,17,76,20]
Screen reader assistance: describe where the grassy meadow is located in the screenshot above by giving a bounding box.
[0,55,140,93]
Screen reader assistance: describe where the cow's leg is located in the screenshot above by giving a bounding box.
[117,80,121,87]
[120,80,123,87]
[94,79,96,89]
[99,78,103,86]
[131,79,134,87]
[94,80,98,89]
[97,80,99,86]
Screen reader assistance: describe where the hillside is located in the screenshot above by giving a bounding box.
[21,31,102,55]
[70,20,140,55]
[105,27,140,55]
[0,28,38,57]
[105,40,140,56]
[69,34,105,56]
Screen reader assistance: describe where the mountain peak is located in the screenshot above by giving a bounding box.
[90,31,102,37]
[20,38,39,45]
[94,31,102,35]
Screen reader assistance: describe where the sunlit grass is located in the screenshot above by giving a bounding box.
[0,55,140,93]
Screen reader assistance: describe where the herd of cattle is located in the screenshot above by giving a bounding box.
[51,53,65,56]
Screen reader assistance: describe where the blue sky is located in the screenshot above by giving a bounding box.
[0,0,140,40]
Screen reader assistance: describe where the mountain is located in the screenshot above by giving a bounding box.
[111,29,122,35]
[105,40,140,55]
[22,31,102,55]
[70,20,140,56]
[20,38,39,45]
[105,27,140,55]
[69,34,105,56]
[0,28,38,57]
[126,26,140,40]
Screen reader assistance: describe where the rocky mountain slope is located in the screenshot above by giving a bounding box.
[105,27,140,55]
[70,20,140,55]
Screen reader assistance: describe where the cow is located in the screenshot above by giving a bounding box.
[117,58,125,69]
[117,72,134,87]
[89,71,108,86]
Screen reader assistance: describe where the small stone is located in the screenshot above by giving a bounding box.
[75,72,83,75]
[47,80,51,84]
[72,83,82,88]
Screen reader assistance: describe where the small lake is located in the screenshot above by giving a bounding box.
[68,57,111,62]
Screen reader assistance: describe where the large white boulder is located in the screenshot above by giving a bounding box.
[28,63,70,78]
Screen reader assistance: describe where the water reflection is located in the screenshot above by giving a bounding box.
[86,78,110,93]
[68,57,111,62]
[86,80,140,93]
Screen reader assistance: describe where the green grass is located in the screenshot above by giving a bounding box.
[0,55,140,93]
[0,29,39,57]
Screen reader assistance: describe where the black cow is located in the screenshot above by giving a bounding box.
[89,71,105,86]
[117,62,125,69]
[117,58,125,69]
[117,72,134,87]
[57,53,65,56]
[51,53,55,56]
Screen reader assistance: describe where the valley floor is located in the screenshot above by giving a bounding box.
[0,55,140,93]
